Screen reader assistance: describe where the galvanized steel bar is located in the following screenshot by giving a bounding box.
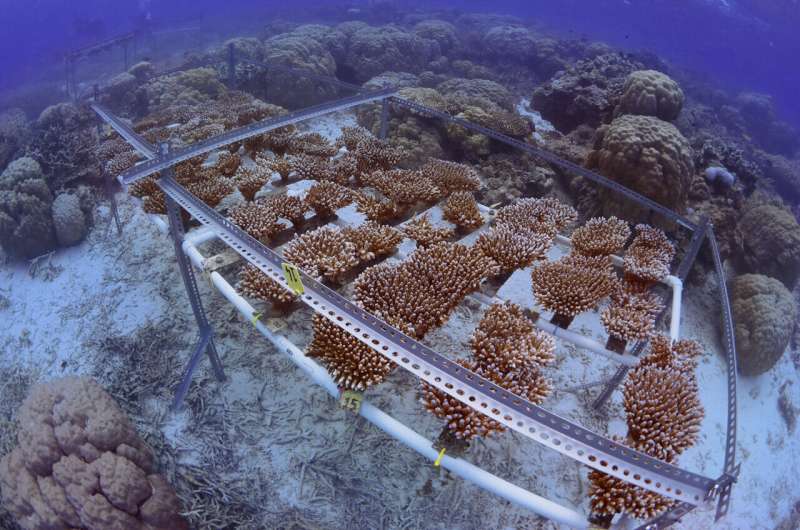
[90,103,158,159]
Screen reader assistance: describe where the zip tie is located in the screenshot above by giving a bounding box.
[250,311,262,327]
[434,448,446,467]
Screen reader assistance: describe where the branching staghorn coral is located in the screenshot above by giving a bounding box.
[129,175,160,199]
[259,154,292,183]
[306,314,396,391]
[588,334,704,523]
[0,377,188,530]
[570,216,631,257]
[304,181,353,220]
[216,151,241,177]
[228,201,286,241]
[342,221,403,262]
[282,226,359,283]
[336,125,373,152]
[531,254,618,328]
[233,165,271,201]
[143,190,167,215]
[361,169,440,206]
[262,127,296,157]
[290,154,332,182]
[353,137,402,174]
[601,289,662,349]
[353,242,499,339]
[401,214,454,247]
[475,224,553,275]
[441,191,484,231]
[329,153,358,186]
[261,193,308,227]
[495,197,577,237]
[105,150,141,175]
[238,264,296,311]
[354,191,403,223]
[288,132,337,158]
[419,158,481,195]
[186,177,233,208]
[623,224,676,283]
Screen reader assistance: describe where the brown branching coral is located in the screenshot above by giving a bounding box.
[342,221,403,262]
[261,194,308,227]
[419,158,481,196]
[233,166,271,201]
[336,125,373,152]
[588,334,705,523]
[129,175,160,199]
[624,224,676,283]
[570,216,631,257]
[216,151,241,177]
[262,127,296,157]
[441,191,484,231]
[259,154,292,183]
[353,137,402,174]
[495,197,577,236]
[186,177,233,208]
[362,169,440,206]
[601,290,662,346]
[105,150,140,175]
[142,190,166,215]
[304,181,353,219]
[228,201,286,241]
[401,215,454,247]
[307,314,395,391]
[0,377,188,530]
[238,264,296,310]
[329,153,358,186]
[289,132,337,158]
[290,154,332,182]
[354,243,499,339]
[283,226,359,283]
[354,191,403,223]
[475,225,553,275]
[531,254,618,327]
[420,359,506,441]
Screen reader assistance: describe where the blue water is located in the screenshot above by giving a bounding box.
[1,0,798,128]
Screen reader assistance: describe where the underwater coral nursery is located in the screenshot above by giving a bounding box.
[51,43,742,530]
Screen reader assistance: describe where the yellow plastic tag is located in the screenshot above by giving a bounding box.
[339,390,363,414]
[282,262,305,295]
[434,448,446,467]
[250,311,262,326]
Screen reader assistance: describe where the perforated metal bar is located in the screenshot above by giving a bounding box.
[591,218,709,410]
[158,174,716,506]
[708,226,739,520]
[90,103,158,159]
[389,97,696,230]
[118,87,397,185]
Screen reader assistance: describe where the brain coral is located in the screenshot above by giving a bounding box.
[532,53,644,133]
[738,197,800,288]
[731,274,797,375]
[616,70,684,121]
[342,25,440,82]
[0,157,56,259]
[0,376,188,530]
[586,114,694,218]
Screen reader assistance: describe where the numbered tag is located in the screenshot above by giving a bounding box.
[433,447,446,467]
[339,390,363,414]
[250,311,262,327]
[281,262,305,295]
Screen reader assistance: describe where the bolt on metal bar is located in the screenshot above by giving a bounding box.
[159,173,717,506]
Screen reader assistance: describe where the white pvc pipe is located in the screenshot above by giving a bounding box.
[186,240,593,529]
[664,275,682,341]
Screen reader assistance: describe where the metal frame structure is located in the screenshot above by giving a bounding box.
[87,49,739,529]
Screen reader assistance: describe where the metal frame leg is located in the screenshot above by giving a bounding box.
[164,182,225,410]
[379,98,390,139]
[104,171,123,236]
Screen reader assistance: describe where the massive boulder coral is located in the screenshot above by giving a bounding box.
[413,20,459,54]
[140,67,226,113]
[341,25,440,82]
[586,114,694,219]
[51,193,88,247]
[532,53,644,133]
[730,274,797,376]
[0,376,188,530]
[615,70,684,121]
[0,157,56,259]
[738,196,800,288]
[0,108,30,171]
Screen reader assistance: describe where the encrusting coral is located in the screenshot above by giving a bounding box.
[623,224,675,283]
[238,264,296,311]
[531,254,618,328]
[0,376,188,530]
[304,181,353,219]
[588,335,704,522]
[475,224,553,274]
[441,191,484,231]
[401,214,454,247]
[282,226,359,283]
[570,216,630,257]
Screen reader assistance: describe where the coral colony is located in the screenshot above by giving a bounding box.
[6,6,800,530]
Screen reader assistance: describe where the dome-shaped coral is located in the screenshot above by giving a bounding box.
[0,377,188,530]
[343,25,440,83]
[587,114,694,218]
[731,273,797,375]
[738,197,800,288]
[51,193,87,247]
[616,70,684,121]
[0,157,56,259]
[413,20,459,54]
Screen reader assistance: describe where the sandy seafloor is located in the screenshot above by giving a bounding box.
[1,110,798,530]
